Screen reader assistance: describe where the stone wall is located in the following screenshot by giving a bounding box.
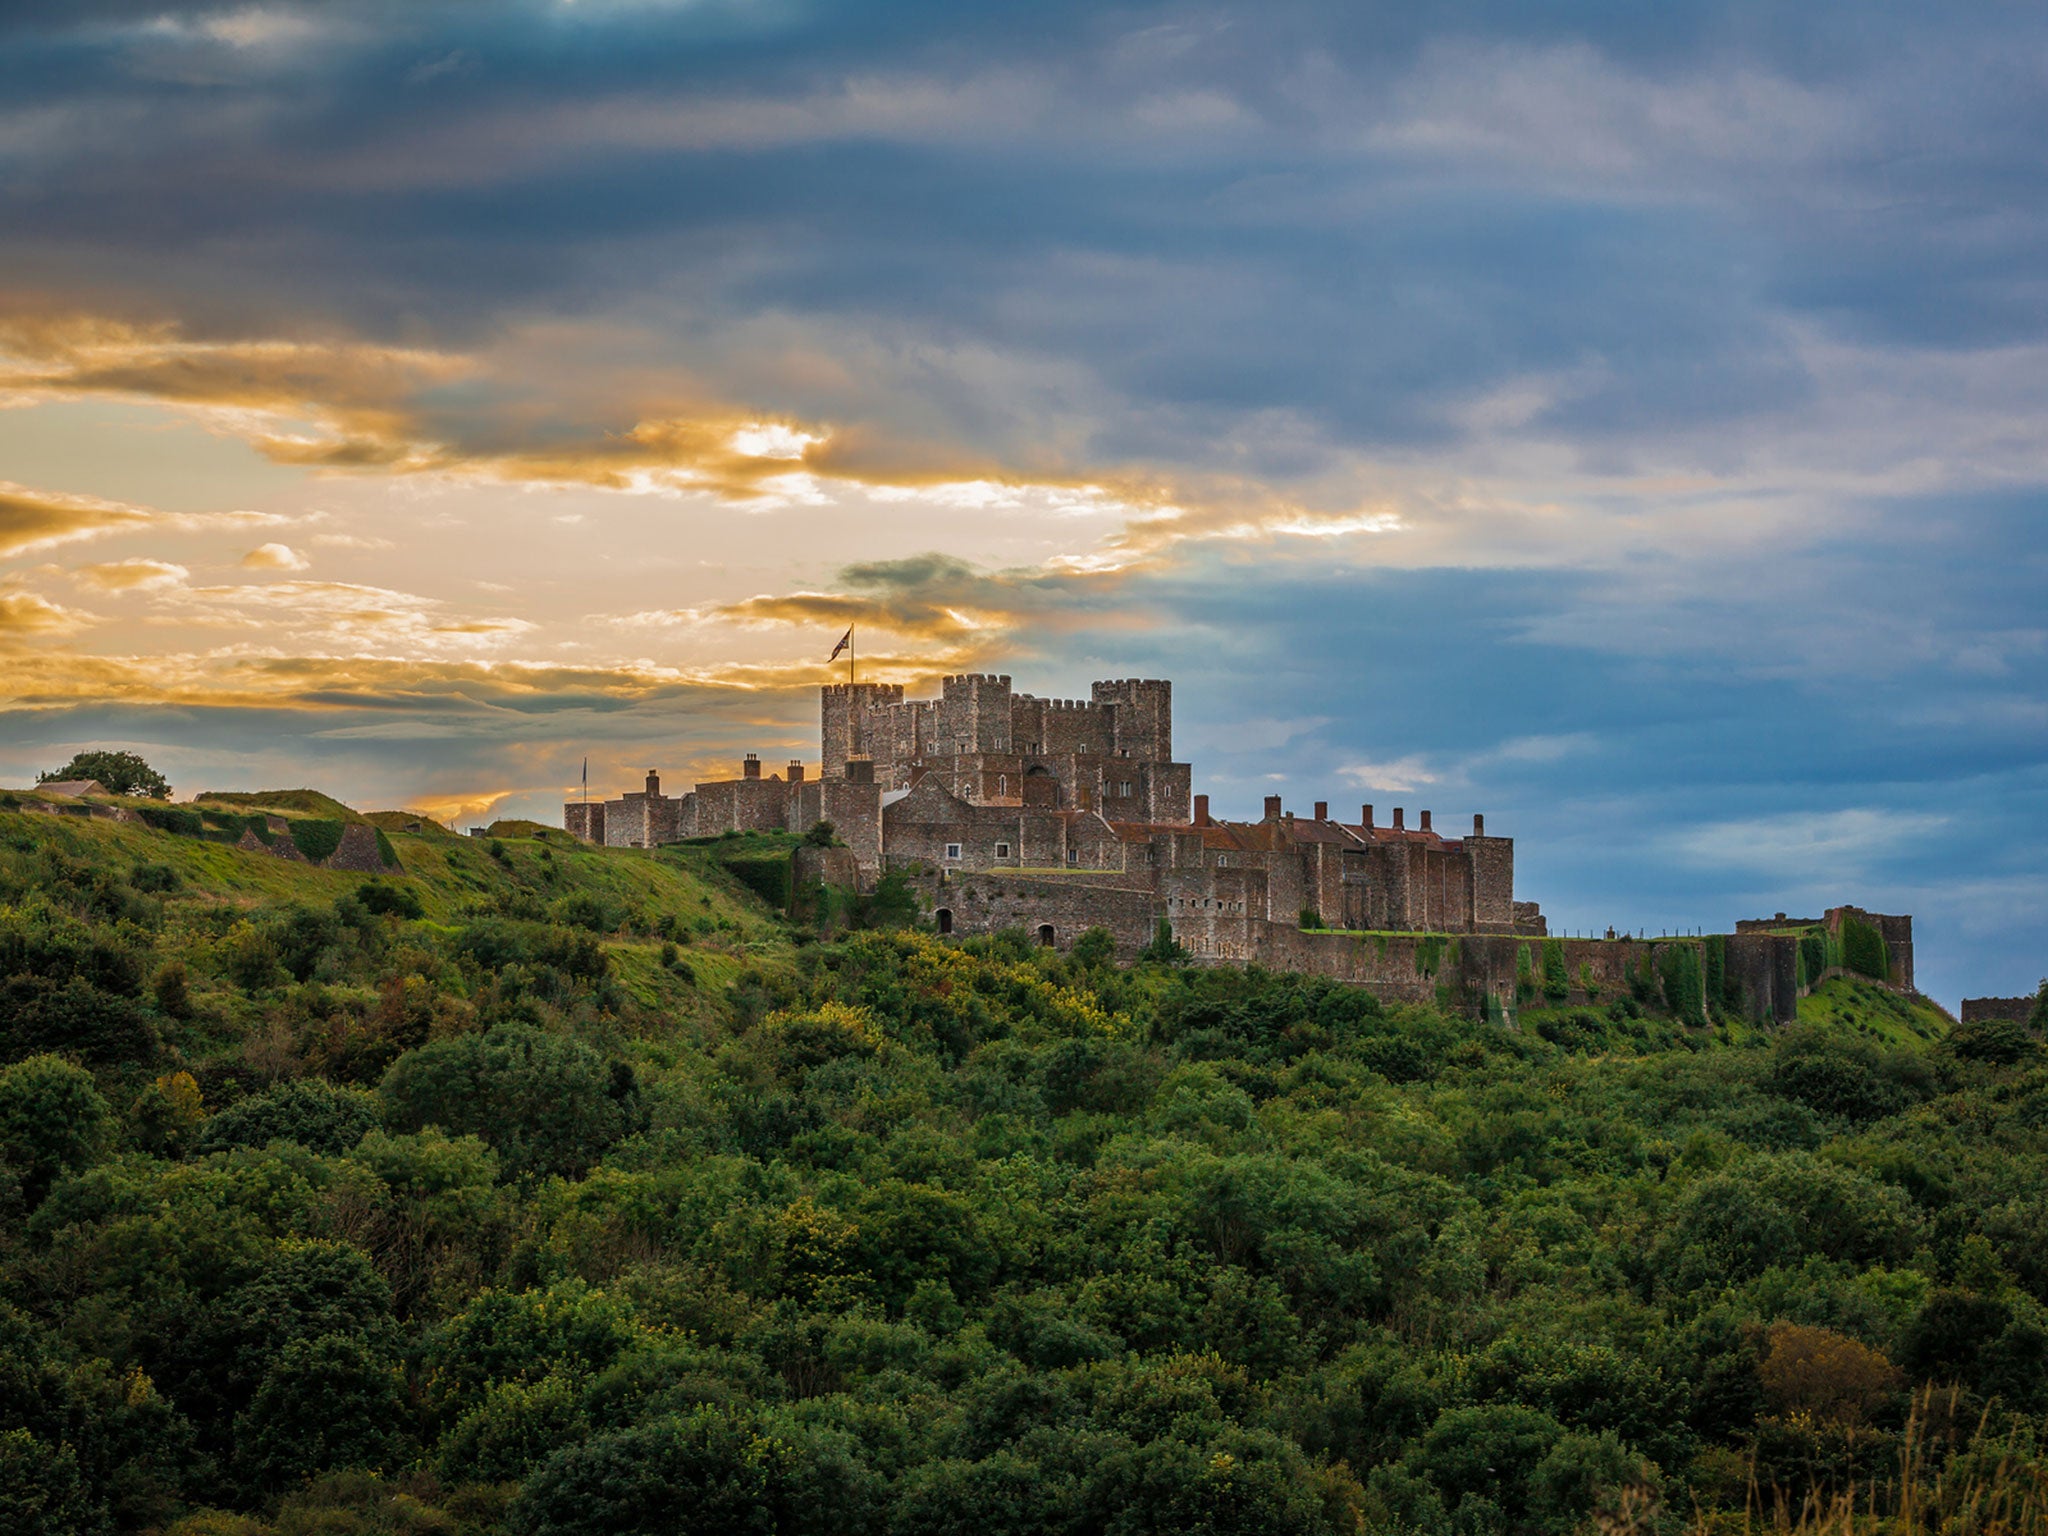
[1961,996,2039,1025]
[564,802,605,843]
[923,870,1162,956]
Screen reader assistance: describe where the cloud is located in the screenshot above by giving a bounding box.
[73,558,189,593]
[1668,808,1952,886]
[241,541,308,571]
[1336,756,1441,795]
[0,480,154,559]
[0,582,93,639]
[0,476,292,564]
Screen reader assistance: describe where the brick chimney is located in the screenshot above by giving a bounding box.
[1313,800,1328,821]
[1361,804,1374,828]
[1393,807,1405,829]
[1263,794,1283,820]
[742,753,761,781]
[1472,812,1484,836]
[1420,810,1432,832]
[1193,793,1210,826]
[645,770,660,796]
[787,761,805,784]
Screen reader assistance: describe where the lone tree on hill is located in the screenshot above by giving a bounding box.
[39,750,171,799]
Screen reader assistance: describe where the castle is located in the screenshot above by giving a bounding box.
[566,671,1544,957]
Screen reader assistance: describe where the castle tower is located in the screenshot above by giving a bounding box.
[1092,678,1172,762]
[820,682,904,777]
[938,674,1013,756]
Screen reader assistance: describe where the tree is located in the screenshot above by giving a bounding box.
[38,751,170,799]
[0,1054,112,1207]
[231,1333,409,1494]
[197,1078,381,1156]
[380,1022,633,1181]
[509,1408,801,1536]
[802,820,841,847]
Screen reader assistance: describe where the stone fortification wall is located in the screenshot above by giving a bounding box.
[1014,695,1114,757]
[821,682,904,778]
[787,778,884,883]
[1238,928,1801,1023]
[1824,906,1915,993]
[692,775,791,836]
[1467,834,1516,928]
[564,802,605,843]
[1961,997,2038,1025]
[1093,678,1173,761]
[923,870,1162,957]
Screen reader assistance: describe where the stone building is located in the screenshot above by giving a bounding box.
[566,669,1537,959]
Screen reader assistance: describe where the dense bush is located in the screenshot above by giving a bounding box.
[1,815,2043,1535]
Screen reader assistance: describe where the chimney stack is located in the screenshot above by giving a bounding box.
[787,761,805,783]
[1314,800,1328,821]
[1361,804,1374,829]
[1473,812,1484,836]
[742,753,761,781]
[1393,807,1405,830]
[1193,793,1210,826]
[645,769,660,797]
[1263,794,1283,820]
[1420,810,1432,832]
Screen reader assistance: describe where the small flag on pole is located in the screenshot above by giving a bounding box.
[829,627,852,661]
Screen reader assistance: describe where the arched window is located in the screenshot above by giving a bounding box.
[1037,924,1056,947]
[935,908,954,935]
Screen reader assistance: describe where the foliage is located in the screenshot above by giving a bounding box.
[41,750,172,799]
[381,1024,637,1181]
[0,1054,113,1205]
[5,804,2048,1534]
[1842,915,1890,981]
[801,822,841,848]
[288,820,347,864]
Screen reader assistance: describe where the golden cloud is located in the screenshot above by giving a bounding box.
[0,583,94,639]
[241,542,309,571]
[0,480,156,559]
[0,309,1422,577]
[73,558,190,593]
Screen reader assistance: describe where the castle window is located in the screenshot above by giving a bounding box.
[945,843,961,861]
[1118,781,1133,797]
[1066,848,1079,864]
[995,842,1011,859]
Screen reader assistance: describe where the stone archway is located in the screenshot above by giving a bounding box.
[1037,924,1055,947]
[935,908,953,935]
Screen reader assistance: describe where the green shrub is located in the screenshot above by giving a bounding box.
[288,819,347,863]
[1659,943,1707,1025]
[136,805,204,837]
[1541,939,1569,1000]
[719,852,792,910]
[1842,916,1889,981]
[199,1079,382,1156]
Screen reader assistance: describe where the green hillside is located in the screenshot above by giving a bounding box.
[3,797,2046,1536]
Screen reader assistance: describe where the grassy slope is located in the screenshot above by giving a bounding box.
[0,802,799,1033]
[1795,974,1953,1046]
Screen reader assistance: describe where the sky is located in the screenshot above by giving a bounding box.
[1,0,2044,1005]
